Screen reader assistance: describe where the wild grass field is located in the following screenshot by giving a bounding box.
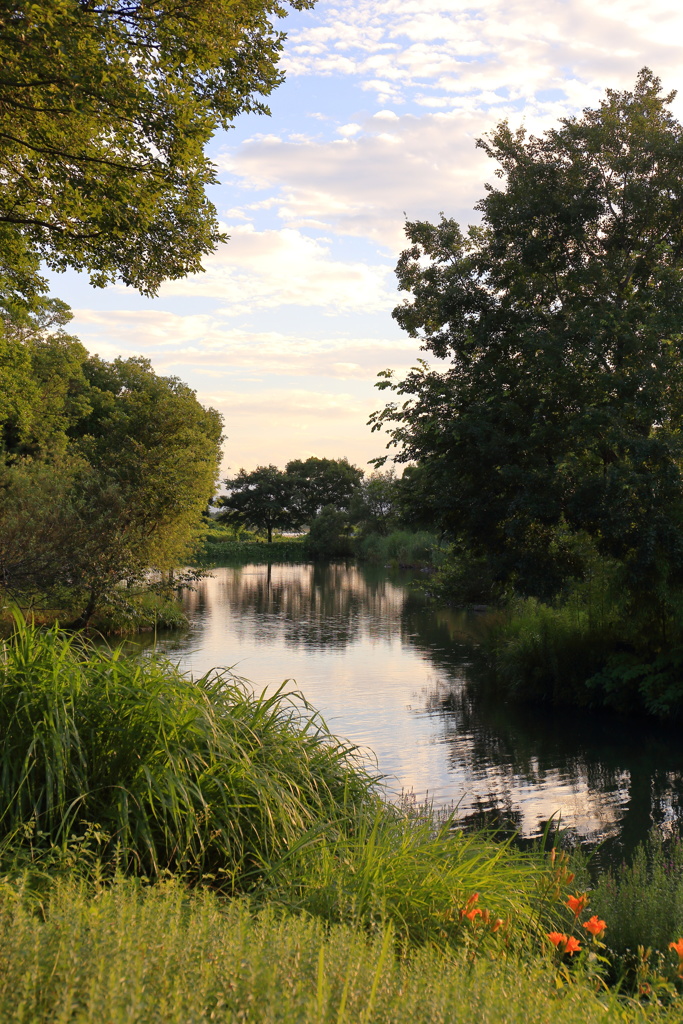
[2,618,683,1022]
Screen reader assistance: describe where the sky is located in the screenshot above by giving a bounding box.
[49,0,683,480]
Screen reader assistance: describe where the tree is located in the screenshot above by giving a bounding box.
[372,70,683,605]
[285,457,363,521]
[0,310,223,622]
[0,0,314,309]
[350,469,400,537]
[218,465,297,543]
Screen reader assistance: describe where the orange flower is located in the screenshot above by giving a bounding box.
[547,932,581,955]
[582,916,607,938]
[491,918,504,933]
[566,893,589,918]
[460,893,479,920]
[669,938,683,958]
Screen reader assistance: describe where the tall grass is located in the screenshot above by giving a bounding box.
[0,876,674,1024]
[0,616,375,886]
[355,530,438,567]
[264,809,545,951]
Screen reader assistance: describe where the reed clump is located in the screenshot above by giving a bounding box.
[0,615,374,887]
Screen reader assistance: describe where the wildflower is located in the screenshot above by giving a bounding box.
[459,893,479,920]
[669,938,683,976]
[547,932,581,955]
[566,893,589,918]
[583,916,607,938]
[465,908,482,921]
[491,918,504,933]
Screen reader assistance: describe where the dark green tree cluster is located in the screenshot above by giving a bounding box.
[373,70,683,622]
[0,0,314,314]
[0,303,223,623]
[218,458,364,545]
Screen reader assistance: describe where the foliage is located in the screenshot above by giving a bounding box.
[372,70,683,616]
[0,309,223,623]
[350,469,401,537]
[0,0,315,309]
[218,464,300,543]
[483,598,620,707]
[588,831,683,965]
[219,458,364,543]
[422,546,503,605]
[303,504,354,560]
[0,617,374,884]
[354,529,438,568]
[1,878,670,1024]
[286,456,364,520]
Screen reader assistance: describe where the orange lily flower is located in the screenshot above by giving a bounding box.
[547,932,581,955]
[465,908,482,921]
[670,938,683,958]
[583,915,606,938]
[566,893,588,918]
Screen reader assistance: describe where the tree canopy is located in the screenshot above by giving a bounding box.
[0,306,223,621]
[218,458,364,542]
[0,0,314,310]
[372,69,683,603]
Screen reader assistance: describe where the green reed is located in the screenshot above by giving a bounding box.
[0,614,375,886]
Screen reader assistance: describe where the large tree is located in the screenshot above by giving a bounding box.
[218,465,298,543]
[285,457,363,521]
[0,309,223,622]
[0,0,314,309]
[372,70,683,604]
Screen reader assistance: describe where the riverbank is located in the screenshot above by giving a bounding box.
[2,619,683,1020]
[0,590,188,636]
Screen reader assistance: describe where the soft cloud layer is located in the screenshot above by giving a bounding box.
[65,0,683,471]
[158,224,395,313]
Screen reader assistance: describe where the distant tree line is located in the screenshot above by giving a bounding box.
[215,459,431,557]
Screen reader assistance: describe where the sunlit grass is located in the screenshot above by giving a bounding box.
[0,876,676,1024]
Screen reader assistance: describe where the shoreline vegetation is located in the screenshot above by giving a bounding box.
[3,619,683,1021]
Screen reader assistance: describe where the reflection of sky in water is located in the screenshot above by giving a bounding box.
[152,564,683,847]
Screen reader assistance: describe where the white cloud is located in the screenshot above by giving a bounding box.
[151,225,395,313]
[284,0,683,114]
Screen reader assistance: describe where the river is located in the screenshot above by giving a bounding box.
[149,561,683,857]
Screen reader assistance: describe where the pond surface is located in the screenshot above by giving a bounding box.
[151,561,683,855]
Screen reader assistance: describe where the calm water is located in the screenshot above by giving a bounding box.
[151,562,683,855]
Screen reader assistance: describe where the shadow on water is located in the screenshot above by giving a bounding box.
[143,560,683,863]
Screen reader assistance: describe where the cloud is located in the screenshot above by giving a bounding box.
[283,0,683,113]
[72,309,419,381]
[153,224,395,312]
[219,110,491,250]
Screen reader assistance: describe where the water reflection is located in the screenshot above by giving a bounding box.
[150,562,683,852]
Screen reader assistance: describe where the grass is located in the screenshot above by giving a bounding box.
[354,530,439,568]
[0,615,374,886]
[1,875,679,1024]
[4,617,683,1019]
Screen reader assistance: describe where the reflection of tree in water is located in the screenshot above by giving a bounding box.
[183,563,410,651]
[400,599,683,855]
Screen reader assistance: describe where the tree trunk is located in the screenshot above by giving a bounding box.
[67,586,99,630]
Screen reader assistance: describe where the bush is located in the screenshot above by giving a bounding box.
[354,530,438,567]
[0,616,375,887]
